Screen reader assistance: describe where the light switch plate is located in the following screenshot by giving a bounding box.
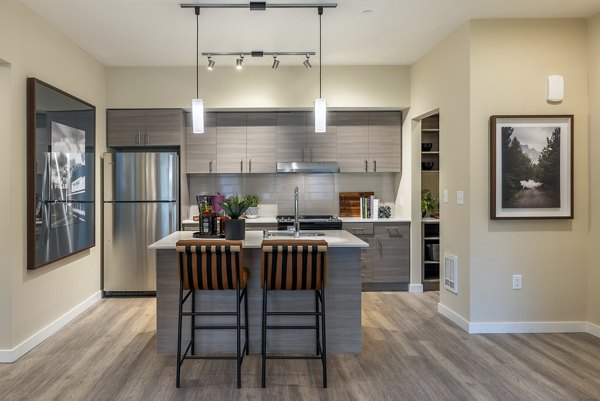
[443,190,449,203]
[457,191,465,205]
[398,196,405,207]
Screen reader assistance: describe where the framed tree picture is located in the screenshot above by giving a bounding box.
[490,115,573,220]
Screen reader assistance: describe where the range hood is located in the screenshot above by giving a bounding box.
[276,161,340,173]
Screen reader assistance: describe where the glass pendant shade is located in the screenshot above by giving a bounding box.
[314,98,326,133]
[192,98,204,134]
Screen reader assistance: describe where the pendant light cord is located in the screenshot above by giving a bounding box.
[319,9,322,99]
[195,7,199,99]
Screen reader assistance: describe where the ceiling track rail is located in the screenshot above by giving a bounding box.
[180,2,337,11]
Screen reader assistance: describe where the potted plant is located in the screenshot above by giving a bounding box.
[421,189,437,218]
[242,194,260,218]
[219,195,251,240]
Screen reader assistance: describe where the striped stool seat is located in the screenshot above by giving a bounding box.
[260,239,328,388]
[175,240,249,389]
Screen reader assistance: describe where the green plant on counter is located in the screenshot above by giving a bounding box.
[421,189,437,216]
[242,194,260,208]
[219,195,251,219]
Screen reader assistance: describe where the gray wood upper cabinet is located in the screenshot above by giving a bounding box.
[307,111,337,162]
[336,111,401,173]
[246,113,277,173]
[185,112,216,174]
[216,113,247,173]
[337,112,370,172]
[368,112,402,172]
[107,109,183,147]
[276,112,307,162]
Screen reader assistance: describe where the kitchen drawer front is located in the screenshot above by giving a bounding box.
[342,223,374,235]
[374,223,409,238]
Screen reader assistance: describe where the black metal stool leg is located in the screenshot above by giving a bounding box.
[261,285,267,388]
[321,288,327,388]
[244,288,249,355]
[191,290,196,356]
[315,291,320,356]
[176,283,184,388]
[236,284,241,389]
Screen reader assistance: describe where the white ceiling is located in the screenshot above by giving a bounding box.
[19,0,600,67]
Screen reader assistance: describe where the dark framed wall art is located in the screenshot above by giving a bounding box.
[27,78,96,270]
[490,115,573,220]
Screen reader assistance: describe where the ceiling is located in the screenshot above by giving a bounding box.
[19,0,600,67]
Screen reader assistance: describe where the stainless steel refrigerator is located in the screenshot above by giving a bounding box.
[103,152,179,295]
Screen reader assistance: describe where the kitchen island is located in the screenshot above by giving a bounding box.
[149,230,368,355]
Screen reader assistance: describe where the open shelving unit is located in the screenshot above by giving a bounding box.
[421,114,440,291]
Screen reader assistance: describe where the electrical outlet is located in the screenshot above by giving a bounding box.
[512,274,522,290]
[457,191,465,205]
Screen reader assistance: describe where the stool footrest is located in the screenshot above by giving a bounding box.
[266,325,317,330]
[266,311,323,316]
[194,325,247,330]
[183,311,238,316]
[265,355,323,360]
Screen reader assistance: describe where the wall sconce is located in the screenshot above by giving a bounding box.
[546,75,564,102]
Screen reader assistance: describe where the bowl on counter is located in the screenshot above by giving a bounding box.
[421,162,435,170]
[421,143,433,152]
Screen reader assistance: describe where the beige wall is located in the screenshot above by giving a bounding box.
[0,62,11,348]
[0,0,106,350]
[588,13,600,326]
[407,24,472,306]
[469,20,589,322]
[106,66,410,109]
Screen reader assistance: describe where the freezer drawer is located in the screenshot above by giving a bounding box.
[103,202,177,292]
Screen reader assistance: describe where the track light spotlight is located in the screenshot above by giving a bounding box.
[303,55,312,69]
[272,55,280,69]
[236,55,244,70]
[207,56,215,70]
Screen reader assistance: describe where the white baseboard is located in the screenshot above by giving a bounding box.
[0,291,101,363]
[587,321,600,339]
[437,302,470,332]
[469,321,585,334]
[409,284,423,293]
[438,303,600,337]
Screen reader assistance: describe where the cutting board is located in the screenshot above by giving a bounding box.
[339,192,374,217]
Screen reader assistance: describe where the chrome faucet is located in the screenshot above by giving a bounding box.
[294,186,300,238]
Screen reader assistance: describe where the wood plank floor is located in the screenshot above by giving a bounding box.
[1,292,600,400]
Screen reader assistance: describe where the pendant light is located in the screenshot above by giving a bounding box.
[314,7,326,133]
[192,6,204,134]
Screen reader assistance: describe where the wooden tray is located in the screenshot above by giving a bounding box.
[339,192,374,217]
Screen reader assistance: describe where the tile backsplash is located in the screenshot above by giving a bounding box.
[188,173,398,217]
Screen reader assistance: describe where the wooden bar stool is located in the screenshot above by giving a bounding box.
[260,239,328,388]
[175,240,249,389]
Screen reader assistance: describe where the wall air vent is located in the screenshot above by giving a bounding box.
[444,253,458,294]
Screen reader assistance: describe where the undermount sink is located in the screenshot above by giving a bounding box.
[266,231,326,238]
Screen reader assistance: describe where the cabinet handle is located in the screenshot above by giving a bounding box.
[137,131,141,145]
[310,147,312,161]
[385,226,403,236]
[302,149,305,162]
[350,227,365,232]
[364,160,368,172]
[374,160,377,172]
[241,159,244,173]
[249,159,252,173]
[146,130,150,145]
[209,160,213,173]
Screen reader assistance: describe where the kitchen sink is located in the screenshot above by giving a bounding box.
[266,231,326,238]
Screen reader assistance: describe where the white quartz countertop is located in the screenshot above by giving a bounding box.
[149,230,369,250]
[182,217,410,225]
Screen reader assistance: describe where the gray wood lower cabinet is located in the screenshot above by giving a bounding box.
[343,222,410,291]
[107,109,183,147]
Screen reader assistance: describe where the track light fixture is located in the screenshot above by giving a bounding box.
[236,55,244,70]
[207,55,215,70]
[303,55,312,69]
[272,55,280,69]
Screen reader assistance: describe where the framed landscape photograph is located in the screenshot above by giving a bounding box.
[490,115,573,220]
[27,78,96,269]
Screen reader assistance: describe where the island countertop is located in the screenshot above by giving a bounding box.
[148,229,369,249]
